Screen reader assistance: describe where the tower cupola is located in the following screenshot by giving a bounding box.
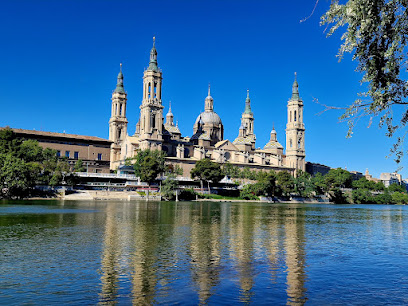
[114,63,125,93]
[244,89,253,115]
[166,101,174,125]
[205,84,214,112]
[291,72,299,100]
[148,37,159,72]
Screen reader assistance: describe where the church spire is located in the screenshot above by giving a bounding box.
[291,72,299,100]
[114,63,125,93]
[148,36,159,72]
[244,89,253,115]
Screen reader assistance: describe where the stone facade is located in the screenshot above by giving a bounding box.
[109,39,306,177]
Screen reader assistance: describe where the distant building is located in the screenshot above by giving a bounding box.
[305,162,331,176]
[6,128,112,173]
[349,171,364,181]
[364,169,380,183]
[380,172,403,187]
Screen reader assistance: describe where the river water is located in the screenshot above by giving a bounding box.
[0,200,407,305]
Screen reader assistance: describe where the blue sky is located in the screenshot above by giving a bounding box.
[0,0,406,178]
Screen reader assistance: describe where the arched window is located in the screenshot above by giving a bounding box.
[152,113,156,129]
[294,110,297,122]
[290,139,293,148]
[290,111,292,122]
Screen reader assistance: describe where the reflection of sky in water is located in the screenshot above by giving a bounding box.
[0,201,407,305]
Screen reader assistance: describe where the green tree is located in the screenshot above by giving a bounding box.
[329,187,349,204]
[392,192,408,204]
[374,191,393,204]
[294,170,315,197]
[0,127,22,155]
[276,171,295,196]
[325,168,352,189]
[351,188,375,204]
[132,149,166,184]
[321,0,408,162]
[74,159,85,172]
[222,162,241,178]
[352,177,378,190]
[239,183,261,200]
[388,183,406,193]
[311,172,329,195]
[0,154,36,198]
[191,158,224,190]
[161,174,178,201]
[374,181,386,191]
[0,128,74,198]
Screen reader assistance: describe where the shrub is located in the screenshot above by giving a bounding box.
[179,188,197,201]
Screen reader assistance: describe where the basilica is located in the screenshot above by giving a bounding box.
[109,39,306,177]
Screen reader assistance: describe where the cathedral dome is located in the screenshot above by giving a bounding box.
[195,111,222,126]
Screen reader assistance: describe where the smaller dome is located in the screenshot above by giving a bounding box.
[233,137,253,145]
[263,141,283,150]
[165,125,181,134]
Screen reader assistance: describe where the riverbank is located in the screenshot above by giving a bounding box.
[54,190,330,204]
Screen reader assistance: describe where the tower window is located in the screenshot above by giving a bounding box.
[152,113,156,129]
[290,111,292,122]
[119,104,122,116]
[118,128,122,140]
[290,139,292,148]
[294,111,297,122]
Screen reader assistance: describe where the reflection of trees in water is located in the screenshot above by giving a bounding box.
[189,202,221,305]
[130,202,178,305]
[229,204,257,304]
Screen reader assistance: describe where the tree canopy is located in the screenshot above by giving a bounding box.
[132,149,166,184]
[321,0,408,162]
[190,158,224,184]
[0,127,71,198]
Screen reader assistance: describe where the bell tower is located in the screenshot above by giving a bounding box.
[109,63,128,165]
[137,37,164,149]
[285,73,305,175]
[241,89,255,148]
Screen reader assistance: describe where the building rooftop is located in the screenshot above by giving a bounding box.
[5,127,112,143]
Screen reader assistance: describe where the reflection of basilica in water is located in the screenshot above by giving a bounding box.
[98,202,307,305]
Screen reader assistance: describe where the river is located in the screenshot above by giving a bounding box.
[0,200,407,305]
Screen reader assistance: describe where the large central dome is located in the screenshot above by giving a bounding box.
[192,85,224,145]
[195,111,222,126]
